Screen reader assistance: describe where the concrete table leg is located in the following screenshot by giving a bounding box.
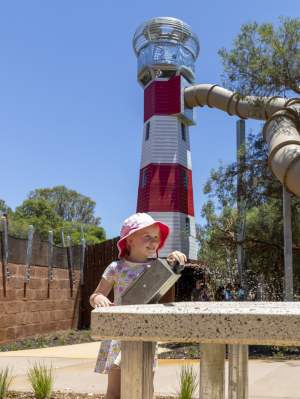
[200,343,226,399]
[121,341,155,399]
[228,344,248,399]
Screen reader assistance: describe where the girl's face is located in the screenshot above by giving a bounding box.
[126,224,160,262]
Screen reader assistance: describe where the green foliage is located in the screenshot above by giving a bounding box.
[176,364,198,399]
[0,367,13,399]
[2,186,106,245]
[219,17,300,96]
[60,221,106,245]
[198,202,238,283]
[199,132,300,298]
[13,199,63,240]
[27,362,54,399]
[0,200,11,215]
[29,185,100,225]
[203,133,282,209]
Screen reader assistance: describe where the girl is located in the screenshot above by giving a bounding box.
[89,212,186,399]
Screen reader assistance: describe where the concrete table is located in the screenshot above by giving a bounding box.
[91,302,300,399]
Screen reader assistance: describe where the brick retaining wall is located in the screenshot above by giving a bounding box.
[0,263,80,343]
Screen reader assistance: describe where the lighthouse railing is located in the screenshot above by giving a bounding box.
[91,302,300,399]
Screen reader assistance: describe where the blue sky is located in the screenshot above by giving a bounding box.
[0,0,296,238]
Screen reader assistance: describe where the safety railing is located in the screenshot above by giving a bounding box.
[91,302,300,399]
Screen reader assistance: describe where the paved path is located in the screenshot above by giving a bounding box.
[0,342,299,398]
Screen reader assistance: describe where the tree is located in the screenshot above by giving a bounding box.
[28,186,100,225]
[219,18,300,97]
[13,198,63,240]
[198,18,300,298]
[199,132,300,299]
[7,189,106,245]
[203,133,282,209]
[62,221,106,245]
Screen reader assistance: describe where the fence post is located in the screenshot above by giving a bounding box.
[80,228,86,286]
[47,230,54,298]
[24,225,34,297]
[0,216,10,296]
[77,234,86,329]
[66,235,74,297]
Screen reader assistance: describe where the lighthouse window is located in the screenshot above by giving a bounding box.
[142,168,148,188]
[145,122,150,141]
[185,217,190,234]
[181,123,186,141]
[182,170,188,190]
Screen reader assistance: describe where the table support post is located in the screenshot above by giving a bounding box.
[228,344,248,399]
[200,343,225,399]
[121,341,155,399]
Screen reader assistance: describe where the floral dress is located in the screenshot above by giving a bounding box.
[94,259,149,374]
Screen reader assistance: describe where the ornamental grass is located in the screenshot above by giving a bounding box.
[27,363,54,399]
[176,364,198,399]
[0,367,13,399]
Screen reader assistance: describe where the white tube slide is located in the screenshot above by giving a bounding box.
[184,84,300,197]
[263,108,300,197]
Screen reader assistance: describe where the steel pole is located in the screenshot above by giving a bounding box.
[283,186,293,301]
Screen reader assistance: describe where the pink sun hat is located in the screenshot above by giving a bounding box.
[117,213,170,258]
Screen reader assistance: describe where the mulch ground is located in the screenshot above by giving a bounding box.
[2,329,300,361]
[7,393,175,399]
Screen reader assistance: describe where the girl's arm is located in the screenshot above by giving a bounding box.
[89,278,114,308]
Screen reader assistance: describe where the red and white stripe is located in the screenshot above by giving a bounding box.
[137,75,198,259]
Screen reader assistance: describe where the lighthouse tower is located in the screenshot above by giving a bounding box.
[133,17,200,259]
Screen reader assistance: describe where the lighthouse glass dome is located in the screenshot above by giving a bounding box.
[133,17,200,84]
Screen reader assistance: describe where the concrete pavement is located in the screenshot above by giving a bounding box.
[0,342,300,398]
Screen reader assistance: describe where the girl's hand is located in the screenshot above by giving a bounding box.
[167,250,187,266]
[93,293,113,308]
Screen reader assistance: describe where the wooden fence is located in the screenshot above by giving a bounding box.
[78,237,119,329]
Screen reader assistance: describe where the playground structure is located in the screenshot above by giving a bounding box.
[92,17,300,399]
[133,17,300,261]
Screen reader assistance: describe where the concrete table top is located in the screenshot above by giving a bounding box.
[91,301,300,346]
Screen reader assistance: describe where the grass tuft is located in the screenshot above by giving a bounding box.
[176,364,198,399]
[0,367,13,399]
[27,362,54,399]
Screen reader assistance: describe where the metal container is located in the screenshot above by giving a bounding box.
[121,258,181,305]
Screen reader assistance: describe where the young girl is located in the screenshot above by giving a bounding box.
[89,212,186,399]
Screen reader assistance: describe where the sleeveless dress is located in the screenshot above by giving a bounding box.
[94,259,149,374]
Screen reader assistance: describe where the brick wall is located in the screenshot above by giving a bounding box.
[0,263,81,344]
